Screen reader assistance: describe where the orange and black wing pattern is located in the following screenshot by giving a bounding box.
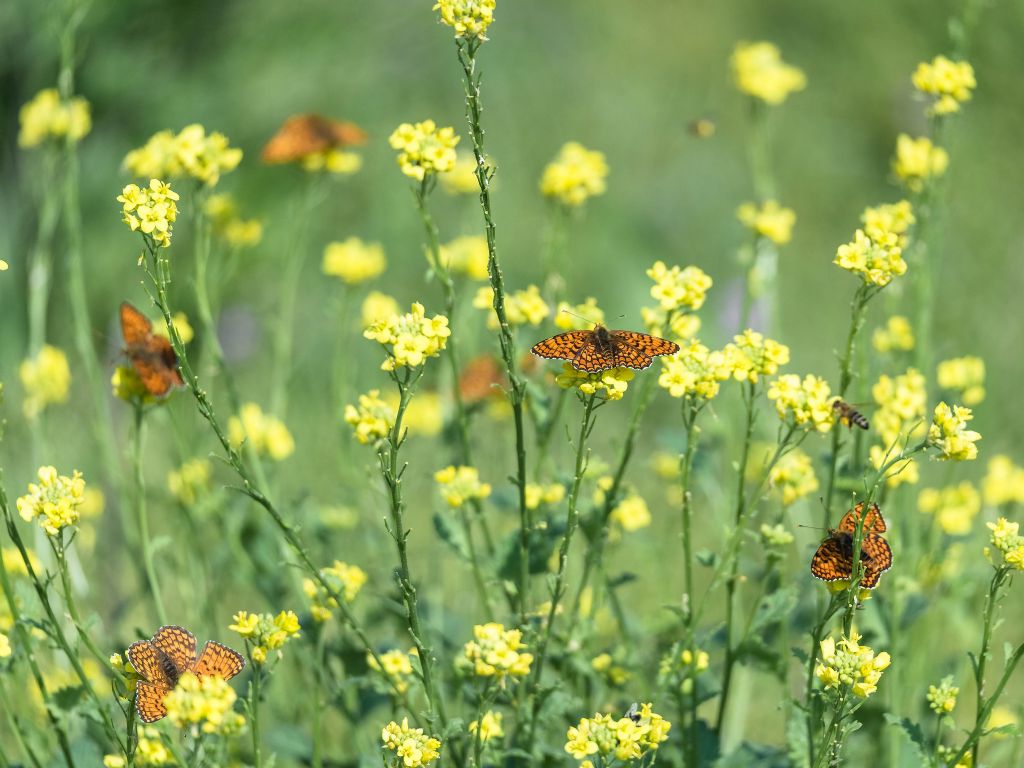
[150,625,197,677]
[811,501,893,589]
[531,331,593,363]
[120,301,183,397]
[858,534,894,588]
[837,502,886,533]
[809,535,853,583]
[607,341,653,371]
[135,681,169,723]
[192,641,246,681]
[126,639,172,688]
[120,301,153,347]
[610,330,680,358]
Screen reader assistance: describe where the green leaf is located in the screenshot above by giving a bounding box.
[749,585,798,635]
[432,513,470,561]
[785,710,810,768]
[607,572,637,589]
[442,718,466,738]
[696,549,717,567]
[734,638,785,678]
[495,517,566,581]
[883,714,928,763]
[715,741,787,767]
[51,685,86,711]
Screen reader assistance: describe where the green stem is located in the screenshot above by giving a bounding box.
[0,674,43,768]
[968,566,1008,767]
[132,402,167,624]
[249,651,263,768]
[813,691,849,768]
[679,400,702,768]
[806,594,844,767]
[26,147,60,356]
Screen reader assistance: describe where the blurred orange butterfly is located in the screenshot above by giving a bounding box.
[126,625,245,723]
[120,302,184,397]
[810,502,893,589]
[261,114,367,164]
[532,325,679,373]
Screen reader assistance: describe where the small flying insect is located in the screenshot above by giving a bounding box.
[832,399,870,430]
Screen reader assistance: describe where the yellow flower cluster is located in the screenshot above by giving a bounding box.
[434,466,492,507]
[834,227,907,288]
[322,237,386,284]
[367,649,416,694]
[564,703,671,762]
[18,88,91,147]
[869,370,926,486]
[555,298,605,330]
[863,200,915,244]
[0,633,10,658]
[760,523,795,547]
[591,653,630,686]
[815,633,891,699]
[770,447,819,505]
[731,41,806,105]
[469,710,504,742]
[19,344,71,418]
[767,374,834,431]
[912,56,976,116]
[228,610,301,664]
[937,356,985,405]
[104,727,172,766]
[722,329,790,383]
[556,364,634,401]
[163,672,245,734]
[345,390,394,444]
[658,649,710,695]
[919,482,981,536]
[473,285,550,329]
[364,302,450,369]
[737,200,796,245]
[16,466,86,537]
[440,153,480,194]
[929,402,981,461]
[893,134,948,193]
[391,392,444,437]
[362,292,401,328]
[647,261,712,312]
[927,676,960,714]
[658,340,730,400]
[641,307,701,342]
[382,718,441,768]
[873,315,915,353]
[389,120,459,181]
[303,561,368,622]
[610,494,651,533]
[167,458,212,506]
[524,482,566,510]
[2,546,40,579]
[302,149,362,175]
[203,194,263,249]
[439,235,489,280]
[117,179,179,248]
[539,142,609,207]
[110,365,156,404]
[228,403,294,461]
[434,0,496,40]
[123,124,242,187]
[983,456,1024,507]
[987,518,1024,571]
[463,622,533,681]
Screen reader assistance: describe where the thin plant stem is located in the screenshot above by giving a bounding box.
[132,402,167,624]
[248,647,263,768]
[678,399,703,768]
[26,147,60,356]
[0,674,44,768]
[968,565,1009,767]
[806,593,844,767]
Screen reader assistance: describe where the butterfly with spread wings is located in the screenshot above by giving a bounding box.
[120,302,184,398]
[126,625,246,723]
[532,325,679,373]
[261,114,367,164]
[810,502,893,589]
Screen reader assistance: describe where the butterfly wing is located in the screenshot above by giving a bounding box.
[858,534,893,588]
[192,641,246,681]
[135,681,169,723]
[126,640,172,687]
[531,331,592,362]
[150,626,197,677]
[572,342,612,372]
[609,331,680,358]
[810,535,853,583]
[120,302,153,347]
[837,502,886,533]
[608,340,654,370]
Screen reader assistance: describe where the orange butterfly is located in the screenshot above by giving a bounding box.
[532,325,679,373]
[261,114,367,164]
[120,302,184,397]
[459,354,505,403]
[126,625,245,723]
[810,502,893,589]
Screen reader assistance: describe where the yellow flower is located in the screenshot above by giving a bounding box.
[524,483,566,510]
[893,134,948,193]
[919,483,981,536]
[731,41,806,104]
[646,261,712,312]
[463,623,533,681]
[117,179,179,248]
[815,632,890,699]
[439,235,489,280]
[469,711,504,742]
[927,676,960,714]
[610,494,651,533]
[986,705,1019,737]
[228,403,294,461]
[769,448,819,505]
[722,329,790,383]
[229,610,301,664]
[303,561,368,622]
[760,523,795,547]
[473,285,550,329]
[737,200,796,245]
[344,389,394,445]
[873,315,915,353]
[434,0,496,40]
[434,466,491,507]
[16,466,86,537]
[0,632,10,658]
[937,356,985,405]
[658,340,729,400]
[322,238,386,284]
[163,672,245,734]
[362,292,401,329]
[389,120,459,181]
[556,364,634,401]
[368,649,416,694]
[554,298,605,331]
[912,56,976,115]
[862,200,915,248]
[641,306,701,341]
[382,718,442,767]
[124,124,242,187]
[767,374,834,431]
[590,653,630,685]
[102,757,126,768]
[204,194,263,249]
[19,344,71,418]
[986,518,1024,571]
[152,312,194,345]
[0,259,7,270]
[391,392,444,437]
[929,402,981,461]
[565,705,671,763]
[134,726,174,765]
[539,142,608,207]
[364,302,450,369]
[18,88,91,147]
[868,369,928,486]
[167,458,212,506]
[301,149,363,175]
[983,456,1024,507]
[439,152,480,194]
[834,228,907,287]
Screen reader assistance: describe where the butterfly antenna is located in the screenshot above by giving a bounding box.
[559,308,597,327]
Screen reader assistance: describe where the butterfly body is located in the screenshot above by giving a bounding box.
[126,625,245,723]
[832,399,870,430]
[810,502,892,589]
[532,325,679,373]
[120,302,183,397]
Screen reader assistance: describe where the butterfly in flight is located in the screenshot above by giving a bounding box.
[120,302,184,397]
[126,625,246,723]
[832,399,870,430]
[532,325,679,373]
[810,502,893,589]
[261,114,367,164]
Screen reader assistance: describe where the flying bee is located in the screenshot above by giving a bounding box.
[832,399,869,430]
[625,703,641,722]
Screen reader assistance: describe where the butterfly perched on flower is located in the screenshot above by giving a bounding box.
[120,302,184,397]
[126,625,245,723]
[532,325,679,373]
[810,502,893,589]
[261,114,367,164]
